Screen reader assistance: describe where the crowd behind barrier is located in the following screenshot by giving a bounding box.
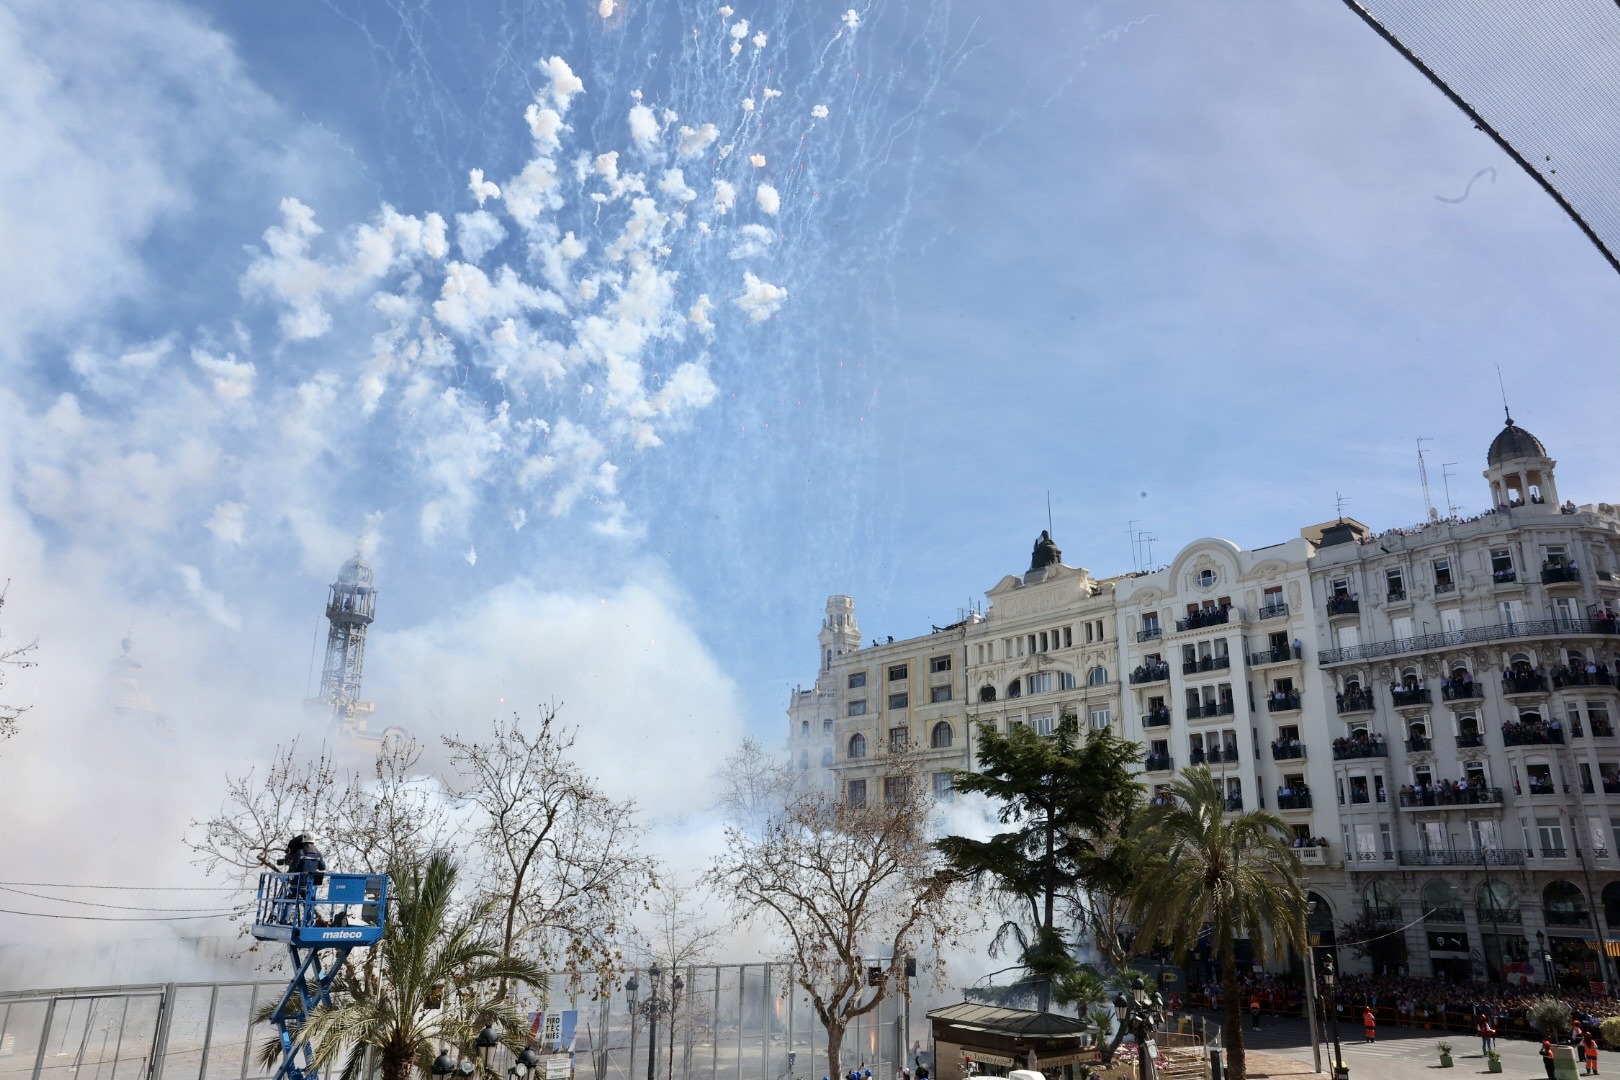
[1178,973,1620,1045]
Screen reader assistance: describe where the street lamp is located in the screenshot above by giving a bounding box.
[626,975,641,1080]
[667,973,685,1080]
[477,1023,502,1078]
[432,1051,457,1080]
[1303,901,1323,1076]
[1107,977,1164,1080]
[510,1048,540,1080]
[1321,956,1347,1080]
[646,965,662,1080]
[1537,930,1556,989]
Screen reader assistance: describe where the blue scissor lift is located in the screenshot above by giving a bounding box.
[252,871,389,1080]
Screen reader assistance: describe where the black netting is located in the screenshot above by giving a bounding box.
[1343,0,1620,275]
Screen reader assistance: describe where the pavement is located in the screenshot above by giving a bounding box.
[1184,1009,1598,1080]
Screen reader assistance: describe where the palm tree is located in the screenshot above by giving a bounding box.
[1125,768,1305,1080]
[259,851,548,1080]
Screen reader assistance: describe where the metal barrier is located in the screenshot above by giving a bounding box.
[0,966,913,1080]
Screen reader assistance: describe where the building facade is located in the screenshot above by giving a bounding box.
[786,415,1620,987]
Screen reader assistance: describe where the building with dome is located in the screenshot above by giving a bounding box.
[787,414,1620,989]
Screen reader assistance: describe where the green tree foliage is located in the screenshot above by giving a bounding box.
[1527,996,1573,1039]
[1126,767,1305,1080]
[261,852,546,1080]
[937,714,1141,1012]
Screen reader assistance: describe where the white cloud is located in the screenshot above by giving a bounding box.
[713,179,736,213]
[748,153,766,168]
[730,19,749,39]
[240,197,332,340]
[176,564,241,631]
[539,56,585,114]
[658,168,696,202]
[842,9,861,30]
[734,271,787,321]
[468,168,501,206]
[628,104,660,154]
[756,183,780,215]
[433,262,561,337]
[204,500,247,545]
[812,104,829,119]
[676,123,719,159]
[688,294,714,334]
[192,347,256,402]
[752,31,768,48]
[523,105,565,152]
[455,210,507,262]
[729,223,775,259]
[598,0,615,17]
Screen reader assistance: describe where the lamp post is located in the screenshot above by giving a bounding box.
[1107,977,1164,1080]
[1321,956,1347,1080]
[647,965,662,1080]
[509,1048,540,1080]
[626,976,641,1080]
[433,1050,457,1080]
[477,1023,502,1079]
[1303,901,1323,1076]
[1536,930,1556,990]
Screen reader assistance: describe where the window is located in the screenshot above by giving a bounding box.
[848,699,867,716]
[848,733,866,759]
[1197,568,1217,588]
[1007,680,1022,699]
[1087,666,1108,686]
[848,672,867,689]
[1089,706,1111,731]
[889,726,908,751]
[932,772,954,801]
[930,721,953,748]
[822,718,833,736]
[929,655,951,674]
[1543,544,1568,568]
[1330,578,1352,599]
[888,663,908,682]
[1063,626,1073,648]
[1538,817,1566,855]
[1491,548,1516,579]
[1058,671,1077,691]
[1031,710,1054,736]
[1385,567,1405,599]
[847,779,867,808]
[1027,672,1053,695]
[800,720,810,737]
[1433,558,1453,590]
[888,692,909,710]
[883,776,909,804]
[929,684,953,703]
[1142,612,1161,635]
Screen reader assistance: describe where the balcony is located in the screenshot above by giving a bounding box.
[1391,687,1431,707]
[1604,780,1620,795]
[1344,850,1397,870]
[1182,655,1232,675]
[1136,627,1163,643]
[1271,741,1305,761]
[1455,732,1485,749]
[1291,845,1328,866]
[1348,790,1371,805]
[1594,720,1617,737]
[1502,674,1549,696]
[1479,905,1525,924]
[1176,607,1231,633]
[1553,670,1615,689]
[1333,737,1388,760]
[1541,847,1570,860]
[1493,568,1519,585]
[1143,753,1174,773]
[1276,791,1312,810]
[1337,690,1376,715]
[1325,596,1360,618]
[1405,735,1432,753]
[1434,579,1457,594]
[1219,746,1240,763]
[1526,780,1558,796]
[1266,691,1303,713]
[1250,647,1294,666]
[1224,795,1244,812]
[1142,708,1172,729]
[1188,701,1236,719]
[1398,785,1504,808]
[1317,616,1620,665]
[1424,906,1466,923]
[1386,587,1407,604]
[1397,847,1526,868]
[1129,663,1170,685]
[1502,723,1564,746]
[1545,908,1592,926]
[1257,601,1289,620]
[1542,564,1583,586]
[1188,750,1207,766]
[1441,683,1481,702]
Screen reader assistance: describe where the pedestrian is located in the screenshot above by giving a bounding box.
[1363,1007,1376,1044]
[1250,995,1262,1030]
[1543,1038,1557,1080]
[1587,1033,1600,1076]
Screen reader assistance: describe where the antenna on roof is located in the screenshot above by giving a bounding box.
[1334,491,1350,522]
[1046,490,1053,537]
[1127,519,1140,573]
[1441,462,1460,519]
[1496,363,1512,423]
[1417,437,1438,521]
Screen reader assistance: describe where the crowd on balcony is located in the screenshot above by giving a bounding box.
[1271,736,1304,759]
[1179,604,1232,631]
[1502,661,1549,694]
[1333,731,1388,758]
[1390,678,1431,706]
[1440,669,1478,699]
[1336,686,1375,712]
[1268,688,1302,712]
[1130,659,1171,682]
[1501,715,1564,746]
[1143,751,1172,771]
[1596,607,1620,634]
[1288,835,1329,848]
[1551,658,1614,687]
[1399,777,1498,807]
[1275,781,1312,809]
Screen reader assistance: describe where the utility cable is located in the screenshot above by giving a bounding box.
[0,879,252,892]
[0,905,249,922]
[0,884,249,913]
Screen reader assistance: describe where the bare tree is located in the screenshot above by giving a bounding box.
[712,736,795,838]
[627,877,726,1080]
[444,707,657,996]
[0,582,38,750]
[707,759,967,1080]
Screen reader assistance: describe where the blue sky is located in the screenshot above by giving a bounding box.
[2,0,1618,908]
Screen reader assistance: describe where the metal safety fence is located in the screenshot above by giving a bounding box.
[0,966,919,1080]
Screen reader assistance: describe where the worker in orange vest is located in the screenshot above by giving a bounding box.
[1363,1007,1376,1043]
[1586,1032,1600,1076]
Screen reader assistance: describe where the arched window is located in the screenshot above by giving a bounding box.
[1544,880,1587,920]
[1422,881,1461,919]
[1477,880,1515,917]
[1603,882,1620,928]
[848,733,866,760]
[1365,881,1400,918]
[1007,681,1022,699]
[1087,666,1108,686]
[979,684,997,703]
[801,720,810,737]
[931,721,953,749]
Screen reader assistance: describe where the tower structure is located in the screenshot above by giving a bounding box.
[314,555,376,731]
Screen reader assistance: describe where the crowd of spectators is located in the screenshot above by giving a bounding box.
[1399,776,1498,807]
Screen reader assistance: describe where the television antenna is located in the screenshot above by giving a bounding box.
[1417,437,1438,521]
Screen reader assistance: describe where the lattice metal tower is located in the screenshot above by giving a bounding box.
[314,555,376,730]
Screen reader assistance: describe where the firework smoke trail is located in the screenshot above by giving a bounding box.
[270,0,960,578]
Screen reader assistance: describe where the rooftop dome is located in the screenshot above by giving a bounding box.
[1487,417,1548,467]
[337,554,374,588]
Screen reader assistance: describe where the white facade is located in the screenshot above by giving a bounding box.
[786,415,1620,987]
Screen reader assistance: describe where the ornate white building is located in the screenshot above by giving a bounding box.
[787,415,1620,988]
